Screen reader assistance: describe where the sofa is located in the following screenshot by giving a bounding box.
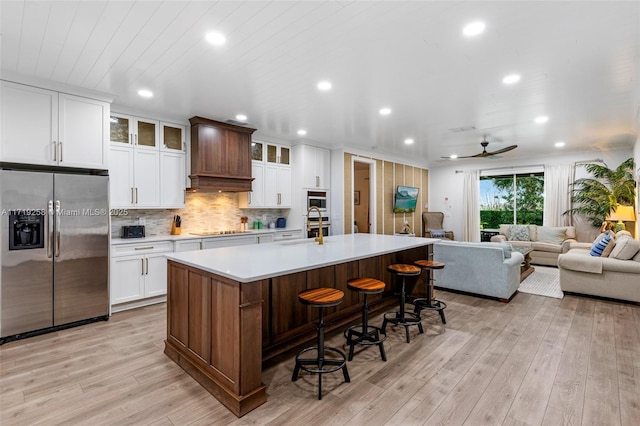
[490,224,576,266]
[433,241,524,301]
[558,235,640,303]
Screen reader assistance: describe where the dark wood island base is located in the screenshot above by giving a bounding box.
[164,240,431,417]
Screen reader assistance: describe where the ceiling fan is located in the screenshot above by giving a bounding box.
[443,138,518,159]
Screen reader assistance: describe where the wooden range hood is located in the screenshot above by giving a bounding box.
[188,116,257,192]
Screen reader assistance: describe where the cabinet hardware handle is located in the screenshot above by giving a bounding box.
[145,258,149,275]
[59,142,63,162]
[129,133,132,144]
[316,176,319,187]
[131,188,134,204]
[134,246,154,250]
[134,134,138,145]
[282,234,292,237]
[248,192,252,204]
[278,193,281,205]
[135,187,138,204]
[52,141,57,161]
[141,258,144,275]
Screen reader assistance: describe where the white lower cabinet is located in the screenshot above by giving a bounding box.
[110,241,173,311]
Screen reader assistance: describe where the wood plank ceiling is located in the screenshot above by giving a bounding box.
[1,1,638,164]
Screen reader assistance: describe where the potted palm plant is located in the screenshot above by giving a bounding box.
[564,157,636,229]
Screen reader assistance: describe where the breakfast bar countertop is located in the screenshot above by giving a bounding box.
[165,233,439,283]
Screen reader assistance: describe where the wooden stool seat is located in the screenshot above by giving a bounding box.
[413,260,447,324]
[292,287,350,400]
[382,264,424,343]
[387,264,421,276]
[347,277,386,294]
[345,278,387,361]
[414,260,445,270]
[298,288,344,307]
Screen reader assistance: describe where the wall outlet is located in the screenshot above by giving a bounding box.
[138,217,146,226]
[262,214,267,221]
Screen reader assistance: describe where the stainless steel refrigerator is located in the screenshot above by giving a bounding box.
[0,169,109,343]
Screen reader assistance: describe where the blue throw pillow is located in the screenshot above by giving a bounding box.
[590,235,611,257]
[429,229,446,238]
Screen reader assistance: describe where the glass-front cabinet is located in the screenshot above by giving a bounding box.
[109,113,159,150]
[161,122,185,152]
[251,141,263,161]
[266,143,290,165]
[110,115,131,144]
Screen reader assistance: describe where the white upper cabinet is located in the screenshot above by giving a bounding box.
[295,145,331,189]
[1,81,109,169]
[240,139,291,208]
[160,151,186,208]
[264,165,292,207]
[109,112,185,208]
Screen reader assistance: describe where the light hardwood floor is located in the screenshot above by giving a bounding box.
[1,290,639,426]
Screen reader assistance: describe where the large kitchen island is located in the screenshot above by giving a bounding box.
[164,233,437,417]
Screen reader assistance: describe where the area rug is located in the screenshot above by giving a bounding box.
[518,266,563,299]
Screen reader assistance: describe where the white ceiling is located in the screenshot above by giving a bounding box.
[1,1,639,166]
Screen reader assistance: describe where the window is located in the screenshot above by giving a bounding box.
[480,171,544,229]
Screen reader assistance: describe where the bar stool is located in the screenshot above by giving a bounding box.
[292,288,350,400]
[413,260,447,324]
[344,278,387,361]
[382,264,424,343]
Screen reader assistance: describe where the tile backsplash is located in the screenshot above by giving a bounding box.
[111,192,288,237]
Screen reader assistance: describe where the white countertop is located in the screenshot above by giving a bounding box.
[165,233,439,283]
[111,228,302,245]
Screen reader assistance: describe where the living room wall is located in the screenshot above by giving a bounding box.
[328,148,428,236]
[428,148,634,243]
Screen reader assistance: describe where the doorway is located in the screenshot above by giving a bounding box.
[352,158,376,234]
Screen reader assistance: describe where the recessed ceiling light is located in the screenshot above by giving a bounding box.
[235,114,247,121]
[555,141,565,147]
[404,138,414,145]
[535,116,549,124]
[502,74,521,85]
[317,81,332,91]
[205,32,226,46]
[297,129,307,136]
[379,107,392,115]
[450,154,458,159]
[137,89,153,98]
[463,21,486,37]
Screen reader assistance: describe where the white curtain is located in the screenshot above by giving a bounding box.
[463,170,480,242]
[543,163,574,226]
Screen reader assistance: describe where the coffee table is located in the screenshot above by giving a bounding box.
[512,246,535,282]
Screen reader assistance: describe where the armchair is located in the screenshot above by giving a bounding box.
[422,212,454,240]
